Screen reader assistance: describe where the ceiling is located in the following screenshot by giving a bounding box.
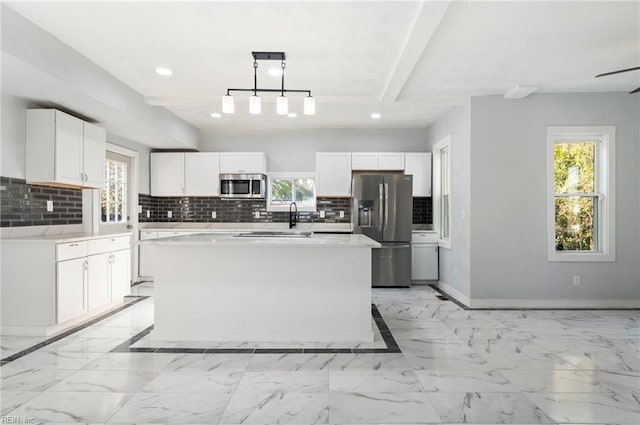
[5,1,640,131]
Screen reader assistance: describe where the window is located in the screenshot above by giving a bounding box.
[267,173,316,212]
[547,126,615,262]
[101,157,127,223]
[433,135,451,248]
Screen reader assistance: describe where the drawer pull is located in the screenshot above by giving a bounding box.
[69,243,78,247]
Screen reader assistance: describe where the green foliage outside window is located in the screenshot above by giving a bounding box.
[553,143,597,251]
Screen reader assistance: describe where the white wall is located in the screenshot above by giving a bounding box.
[470,93,639,303]
[0,94,31,179]
[425,103,471,300]
[200,128,429,172]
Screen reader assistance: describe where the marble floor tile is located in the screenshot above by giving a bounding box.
[1,351,102,370]
[0,336,44,354]
[235,371,328,393]
[404,352,489,370]
[40,336,126,353]
[328,353,411,371]
[247,353,335,371]
[82,352,180,371]
[49,369,158,392]
[220,392,330,424]
[526,392,640,423]
[73,325,146,339]
[426,392,554,423]
[396,337,475,355]
[109,391,231,424]
[414,369,516,392]
[588,369,640,394]
[502,369,617,393]
[330,369,423,393]
[165,353,252,371]
[0,391,39,415]
[6,391,132,422]
[1,368,76,391]
[328,392,440,423]
[143,369,242,393]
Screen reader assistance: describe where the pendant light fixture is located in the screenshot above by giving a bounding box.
[222,52,314,116]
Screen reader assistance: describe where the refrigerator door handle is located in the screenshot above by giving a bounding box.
[378,183,384,231]
[384,182,389,231]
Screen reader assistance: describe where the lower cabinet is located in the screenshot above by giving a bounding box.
[88,253,110,311]
[110,249,131,300]
[56,257,87,323]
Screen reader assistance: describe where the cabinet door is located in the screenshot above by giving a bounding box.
[316,153,352,197]
[82,122,106,189]
[219,153,266,174]
[150,153,185,196]
[87,253,110,311]
[378,153,405,170]
[185,153,220,196]
[110,249,131,300]
[351,153,378,170]
[405,153,432,197]
[54,111,84,185]
[411,243,439,280]
[56,257,87,323]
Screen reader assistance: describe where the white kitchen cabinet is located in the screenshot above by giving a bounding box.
[185,153,220,196]
[150,153,185,196]
[26,109,105,189]
[405,153,432,197]
[87,253,110,310]
[351,152,405,171]
[1,233,132,336]
[411,232,438,281]
[219,152,267,174]
[316,152,352,197]
[56,257,87,323]
[138,231,158,277]
[151,152,220,196]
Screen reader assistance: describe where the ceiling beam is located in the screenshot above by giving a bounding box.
[379,1,451,104]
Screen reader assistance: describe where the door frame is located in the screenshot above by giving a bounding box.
[82,142,140,280]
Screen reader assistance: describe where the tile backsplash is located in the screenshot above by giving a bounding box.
[139,193,432,226]
[0,177,83,227]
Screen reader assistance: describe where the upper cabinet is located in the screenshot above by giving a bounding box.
[219,152,267,174]
[404,152,432,197]
[150,152,220,197]
[316,152,352,197]
[26,109,105,189]
[351,152,405,170]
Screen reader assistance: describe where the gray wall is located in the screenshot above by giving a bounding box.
[200,128,429,172]
[1,94,31,179]
[470,93,640,301]
[425,102,472,299]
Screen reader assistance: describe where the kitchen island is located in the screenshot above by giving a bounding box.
[142,232,380,342]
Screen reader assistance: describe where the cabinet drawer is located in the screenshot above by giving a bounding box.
[56,241,88,261]
[88,236,130,255]
[411,232,438,243]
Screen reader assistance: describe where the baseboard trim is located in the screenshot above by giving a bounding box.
[468,298,640,309]
[435,281,471,307]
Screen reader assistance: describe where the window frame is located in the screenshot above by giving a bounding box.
[432,135,452,249]
[101,156,128,224]
[546,126,615,262]
[266,172,317,212]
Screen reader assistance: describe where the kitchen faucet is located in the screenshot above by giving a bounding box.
[289,201,298,229]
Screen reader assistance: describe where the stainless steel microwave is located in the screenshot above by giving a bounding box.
[220,174,267,198]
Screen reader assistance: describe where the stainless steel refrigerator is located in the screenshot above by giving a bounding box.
[352,174,413,287]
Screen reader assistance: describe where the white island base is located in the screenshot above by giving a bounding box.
[147,233,378,342]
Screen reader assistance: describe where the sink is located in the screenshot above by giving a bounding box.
[235,231,312,238]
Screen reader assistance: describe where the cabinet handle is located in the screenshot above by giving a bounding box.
[69,243,78,247]
[83,260,88,270]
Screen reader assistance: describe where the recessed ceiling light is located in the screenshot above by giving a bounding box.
[210,112,222,118]
[268,68,283,77]
[287,113,297,118]
[155,67,173,76]
[370,113,381,119]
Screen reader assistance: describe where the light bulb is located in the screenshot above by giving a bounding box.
[276,96,288,115]
[304,96,315,115]
[249,95,261,114]
[222,95,234,114]
[370,113,381,119]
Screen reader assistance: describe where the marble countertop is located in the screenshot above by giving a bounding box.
[1,231,132,244]
[139,232,380,248]
[139,222,353,233]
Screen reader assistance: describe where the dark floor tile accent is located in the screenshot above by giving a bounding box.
[0,296,149,366]
[110,304,402,355]
[0,176,83,227]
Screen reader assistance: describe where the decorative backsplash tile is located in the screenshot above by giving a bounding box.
[412,197,432,225]
[0,177,83,227]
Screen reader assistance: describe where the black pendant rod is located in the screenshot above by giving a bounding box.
[281,60,285,97]
[253,61,258,96]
